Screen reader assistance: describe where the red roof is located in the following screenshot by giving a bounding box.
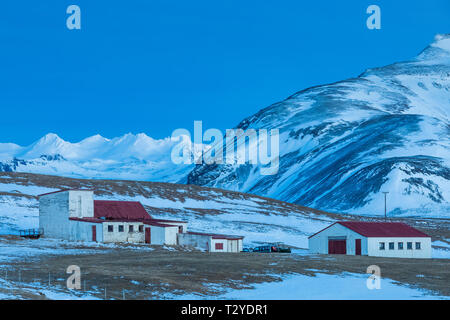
[309,221,430,238]
[94,200,152,220]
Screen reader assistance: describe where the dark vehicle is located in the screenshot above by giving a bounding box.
[277,247,291,253]
[252,245,273,253]
[252,245,291,253]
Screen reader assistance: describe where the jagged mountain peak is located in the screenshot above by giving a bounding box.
[79,134,110,144]
[35,133,65,144]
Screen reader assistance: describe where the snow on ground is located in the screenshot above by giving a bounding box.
[0,278,101,300]
[432,248,450,259]
[431,241,450,259]
[0,183,56,196]
[0,237,157,263]
[0,195,37,234]
[169,272,448,300]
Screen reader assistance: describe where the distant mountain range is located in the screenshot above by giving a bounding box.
[1,34,449,217]
[0,133,194,182]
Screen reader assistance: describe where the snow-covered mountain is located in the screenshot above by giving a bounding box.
[1,34,449,218]
[188,34,450,217]
[0,133,195,183]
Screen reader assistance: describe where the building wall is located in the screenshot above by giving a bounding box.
[158,221,188,233]
[178,235,242,252]
[226,239,243,252]
[211,238,227,252]
[149,225,166,245]
[68,190,94,218]
[102,222,145,243]
[164,226,179,245]
[39,191,71,240]
[309,223,368,255]
[367,237,431,258]
[68,220,103,242]
[178,233,211,251]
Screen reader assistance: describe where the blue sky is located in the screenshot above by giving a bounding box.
[0,0,449,145]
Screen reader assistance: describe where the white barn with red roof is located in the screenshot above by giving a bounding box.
[308,221,431,259]
[38,189,243,252]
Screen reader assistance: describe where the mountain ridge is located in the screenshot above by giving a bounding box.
[188,34,450,217]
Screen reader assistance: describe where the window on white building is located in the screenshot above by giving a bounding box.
[389,242,394,250]
[129,225,134,232]
[108,225,113,232]
[139,225,143,232]
[118,225,124,232]
[398,242,403,250]
[379,242,385,250]
[415,242,421,250]
[407,242,413,250]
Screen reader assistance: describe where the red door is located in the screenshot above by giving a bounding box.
[92,225,96,242]
[145,227,151,244]
[355,239,361,255]
[328,240,346,254]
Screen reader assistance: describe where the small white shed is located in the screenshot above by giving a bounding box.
[178,232,244,253]
[309,221,431,259]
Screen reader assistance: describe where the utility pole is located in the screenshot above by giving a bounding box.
[382,192,389,220]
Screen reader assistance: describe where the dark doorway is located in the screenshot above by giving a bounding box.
[328,239,346,254]
[355,239,361,255]
[92,225,96,242]
[145,227,151,244]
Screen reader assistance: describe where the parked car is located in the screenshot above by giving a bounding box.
[277,247,291,253]
[241,248,251,252]
[252,245,291,253]
[252,245,273,253]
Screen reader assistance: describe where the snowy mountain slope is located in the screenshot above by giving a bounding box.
[188,34,450,217]
[0,172,339,248]
[0,133,196,183]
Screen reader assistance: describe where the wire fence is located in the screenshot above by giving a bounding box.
[0,267,133,300]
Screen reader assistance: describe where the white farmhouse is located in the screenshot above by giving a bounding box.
[308,221,431,259]
[38,189,243,252]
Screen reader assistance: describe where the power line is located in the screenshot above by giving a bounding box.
[382,191,389,220]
